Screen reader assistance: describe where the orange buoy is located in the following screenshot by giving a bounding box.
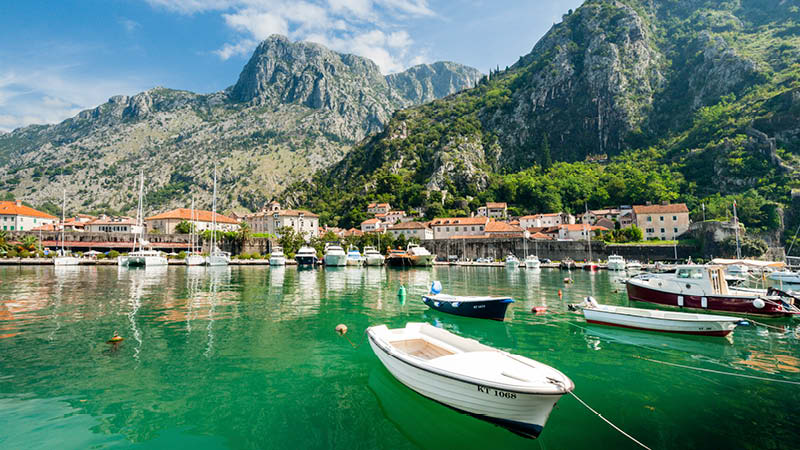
[558,289,563,298]
[106,332,123,344]
[532,306,547,315]
[335,324,348,336]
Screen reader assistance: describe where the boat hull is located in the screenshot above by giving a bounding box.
[118,255,167,267]
[626,281,790,317]
[295,255,317,266]
[607,262,626,271]
[368,335,562,439]
[346,257,363,266]
[324,254,347,267]
[410,255,434,267]
[583,308,738,336]
[524,259,540,270]
[269,256,286,266]
[205,255,229,266]
[505,261,519,269]
[54,257,80,266]
[386,256,413,267]
[422,295,513,321]
[186,254,205,266]
[365,255,385,266]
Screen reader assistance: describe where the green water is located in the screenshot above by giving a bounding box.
[1,265,798,449]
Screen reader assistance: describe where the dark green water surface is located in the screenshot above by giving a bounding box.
[1,265,798,449]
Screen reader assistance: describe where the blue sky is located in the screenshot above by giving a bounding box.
[0,0,583,132]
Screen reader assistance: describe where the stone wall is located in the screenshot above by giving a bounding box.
[421,238,695,262]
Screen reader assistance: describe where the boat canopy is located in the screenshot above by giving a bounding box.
[710,258,785,268]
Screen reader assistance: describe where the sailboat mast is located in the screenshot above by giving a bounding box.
[733,200,741,259]
[585,204,592,262]
[61,189,66,255]
[211,168,217,254]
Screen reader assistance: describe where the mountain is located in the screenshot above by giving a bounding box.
[288,0,800,233]
[0,35,481,214]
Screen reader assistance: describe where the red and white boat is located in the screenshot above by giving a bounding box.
[626,265,800,317]
[582,303,742,337]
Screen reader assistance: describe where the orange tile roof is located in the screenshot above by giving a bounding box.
[361,218,381,225]
[632,203,689,214]
[430,217,490,226]
[485,221,524,233]
[0,201,57,220]
[560,224,609,232]
[146,208,240,224]
[529,232,553,240]
[485,202,507,209]
[390,221,429,230]
[520,213,563,219]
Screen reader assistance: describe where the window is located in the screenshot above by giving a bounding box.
[455,227,459,232]
[673,216,677,221]
[674,228,678,233]
[34,218,37,223]
[2,226,5,230]
[660,216,664,221]
[646,228,654,233]
[471,226,475,231]
[446,227,450,232]
[660,228,665,233]
[647,216,652,222]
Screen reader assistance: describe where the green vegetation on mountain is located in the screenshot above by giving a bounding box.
[287,0,800,240]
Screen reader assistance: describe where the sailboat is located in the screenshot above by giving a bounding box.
[53,189,80,266]
[117,172,168,267]
[524,236,540,269]
[186,197,205,266]
[582,205,598,271]
[205,168,230,266]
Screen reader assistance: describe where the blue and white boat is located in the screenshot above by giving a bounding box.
[346,246,364,266]
[422,281,514,321]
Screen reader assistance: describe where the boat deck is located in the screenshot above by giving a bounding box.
[392,339,456,360]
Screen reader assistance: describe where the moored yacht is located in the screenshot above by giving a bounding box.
[186,197,204,266]
[204,168,229,267]
[346,246,364,266]
[607,254,626,271]
[525,255,540,269]
[53,189,80,266]
[626,265,800,317]
[118,172,168,268]
[407,244,434,267]
[505,254,520,269]
[270,246,287,266]
[295,245,318,266]
[324,243,347,267]
[363,246,385,266]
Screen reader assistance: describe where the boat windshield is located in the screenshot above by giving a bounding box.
[676,267,704,279]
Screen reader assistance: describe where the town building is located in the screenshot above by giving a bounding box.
[243,201,319,238]
[633,203,691,240]
[360,218,383,233]
[388,221,433,240]
[0,201,58,232]
[484,221,528,238]
[145,208,239,234]
[85,216,142,234]
[378,210,408,225]
[557,224,609,241]
[579,208,620,225]
[519,212,575,229]
[618,206,635,228]
[476,202,508,219]
[367,202,391,215]
[429,217,490,240]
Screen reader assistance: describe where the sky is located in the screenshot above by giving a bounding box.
[0,0,583,133]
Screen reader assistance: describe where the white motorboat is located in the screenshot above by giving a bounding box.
[186,253,205,266]
[580,299,742,336]
[324,243,347,267]
[524,255,540,270]
[407,244,434,266]
[54,189,80,266]
[626,260,643,271]
[363,246,385,266]
[269,246,287,266]
[204,168,229,267]
[607,254,626,271]
[505,254,520,269]
[367,323,573,439]
[769,270,800,286]
[295,245,318,266]
[346,246,364,266]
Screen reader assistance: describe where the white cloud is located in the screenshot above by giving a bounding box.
[120,18,141,33]
[143,0,435,74]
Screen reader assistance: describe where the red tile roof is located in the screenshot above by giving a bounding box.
[361,218,381,225]
[485,202,507,209]
[146,208,239,224]
[632,203,689,214]
[0,201,57,220]
[390,221,429,230]
[485,221,524,233]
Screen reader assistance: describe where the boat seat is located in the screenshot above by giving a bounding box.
[391,339,456,360]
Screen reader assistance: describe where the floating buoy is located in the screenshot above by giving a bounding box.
[532,306,547,315]
[558,289,563,299]
[563,277,572,284]
[106,331,123,344]
[335,324,348,336]
[398,285,407,297]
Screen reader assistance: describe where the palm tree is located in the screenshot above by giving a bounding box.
[18,235,39,252]
[0,230,8,254]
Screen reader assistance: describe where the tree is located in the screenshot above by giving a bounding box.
[277,226,306,257]
[175,220,194,234]
[17,236,39,252]
[540,133,552,170]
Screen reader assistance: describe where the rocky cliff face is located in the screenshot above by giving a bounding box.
[0,36,481,214]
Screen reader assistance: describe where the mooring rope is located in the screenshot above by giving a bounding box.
[634,356,800,386]
[568,391,652,450]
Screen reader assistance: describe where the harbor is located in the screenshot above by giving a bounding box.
[1,264,798,448]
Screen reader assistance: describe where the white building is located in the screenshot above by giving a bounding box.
[633,203,691,240]
[360,218,383,233]
[377,210,408,225]
[557,224,610,240]
[85,216,143,234]
[243,201,319,238]
[429,217,490,240]
[0,200,58,232]
[388,221,433,240]
[367,202,391,215]
[476,202,508,219]
[519,212,575,229]
[145,208,239,234]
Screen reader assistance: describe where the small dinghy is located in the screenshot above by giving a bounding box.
[422,281,514,321]
[367,322,574,439]
[580,297,742,337]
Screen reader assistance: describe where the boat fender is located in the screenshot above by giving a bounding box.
[737,320,751,326]
[430,280,442,294]
[753,298,766,309]
[558,289,563,298]
[335,324,348,335]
